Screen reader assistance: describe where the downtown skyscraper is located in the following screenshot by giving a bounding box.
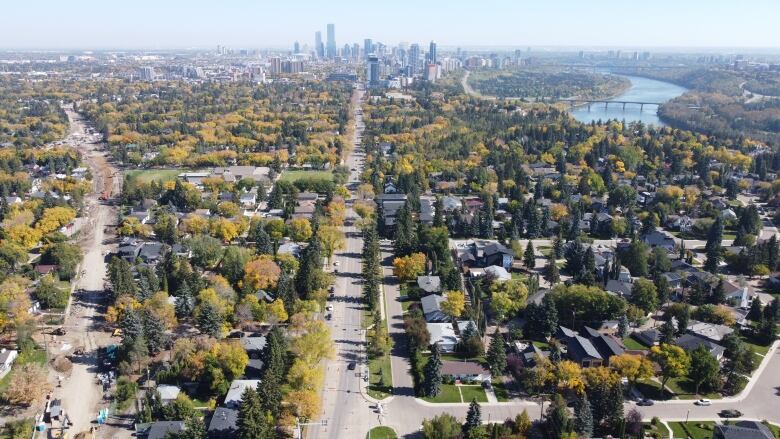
[326,23,336,58]
[314,31,324,58]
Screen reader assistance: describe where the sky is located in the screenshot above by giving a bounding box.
[2,0,780,50]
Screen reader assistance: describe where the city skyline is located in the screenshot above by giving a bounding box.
[2,0,780,50]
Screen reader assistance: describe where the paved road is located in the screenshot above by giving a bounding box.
[309,85,382,439]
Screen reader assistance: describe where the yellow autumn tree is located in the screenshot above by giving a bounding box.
[392,252,426,281]
[243,255,281,291]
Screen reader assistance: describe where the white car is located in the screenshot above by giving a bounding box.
[695,399,712,406]
[326,304,334,311]
[333,261,340,266]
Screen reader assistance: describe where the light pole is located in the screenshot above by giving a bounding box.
[296,418,328,439]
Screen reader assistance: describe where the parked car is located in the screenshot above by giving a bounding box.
[637,399,654,406]
[347,362,357,370]
[695,399,712,406]
[326,304,334,311]
[719,409,742,418]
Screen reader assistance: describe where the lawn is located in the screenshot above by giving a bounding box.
[492,380,510,402]
[460,385,488,403]
[279,170,333,183]
[635,378,675,400]
[741,334,771,356]
[623,336,649,351]
[125,169,183,184]
[665,377,720,400]
[366,426,397,439]
[421,384,462,403]
[642,422,670,438]
[531,340,550,350]
[367,354,393,400]
[668,421,716,439]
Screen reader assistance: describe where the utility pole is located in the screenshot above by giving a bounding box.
[296,418,328,439]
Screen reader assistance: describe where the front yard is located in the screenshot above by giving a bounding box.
[420,384,488,403]
[668,421,716,439]
[367,354,392,400]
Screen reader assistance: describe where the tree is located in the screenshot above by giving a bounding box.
[649,344,690,398]
[688,344,720,395]
[486,328,507,376]
[187,235,223,268]
[35,275,68,309]
[747,298,764,322]
[394,202,417,256]
[243,256,281,291]
[523,240,536,269]
[546,394,573,438]
[392,252,427,281]
[583,367,624,428]
[288,218,313,242]
[610,353,653,391]
[617,314,630,338]
[704,216,723,273]
[525,295,558,339]
[196,300,224,338]
[236,387,272,439]
[166,417,207,439]
[545,253,560,284]
[42,242,81,280]
[621,240,649,277]
[630,278,658,313]
[317,225,345,261]
[422,413,461,439]
[514,409,532,437]
[249,221,273,254]
[464,398,482,434]
[573,394,594,438]
[441,290,465,319]
[5,363,51,406]
[424,343,443,397]
[175,281,194,319]
[220,246,254,286]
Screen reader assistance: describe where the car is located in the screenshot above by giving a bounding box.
[481,380,492,390]
[347,362,357,370]
[333,261,340,266]
[719,409,742,418]
[637,399,654,406]
[695,399,712,406]
[326,304,334,311]
[325,313,332,321]
[334,269,339,274]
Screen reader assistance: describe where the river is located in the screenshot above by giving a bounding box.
[570,74,688,126]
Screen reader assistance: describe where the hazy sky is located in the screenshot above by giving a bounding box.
[3,0,779,50]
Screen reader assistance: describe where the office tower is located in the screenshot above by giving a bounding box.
[409,43,420,75]
[294,41,300,54]
[367,55,380,86]
[326,23,336,58]
[140,66,156,80]
[364,39,373,59]
[343,44,351,59]
[352,43,361,61]
[428,40,437,64]
[315,31,324,58]
[269,57,282,75]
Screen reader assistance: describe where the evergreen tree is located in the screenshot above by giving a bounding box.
[119,308,144,345]
[545,253,560,284]
[747,298,764,322]
[618,314,630,338]
[704,216,723,273]
[660,319,676,344]
[175,280,194,319]
[295,237,321,300]
[394,202,417,256]
[573,394,594,438]
[464,399,482,434]
[433,197,444,227]
[486,328,507,376]
[196,301,224,338]
[549,341,562,364]
[523,240,536,269]
[526,295,558,339]
[712,278,726,304]
[276,270,296,315]
[142,309,168,354]
[424,343,443,397]
[236,387,272,439]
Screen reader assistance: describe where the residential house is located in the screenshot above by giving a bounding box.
[634,328,660,347]
[565,335,603,368]
[208,407,239,438]
[642,230,676,251]
[675,334,725,361]
[138,242,167,265]
[420,196,435,225]
[135,421,186,439]
[427,323,459,352]
[417,276,442,294]
[210,166,271,185]
[605,279,633,298]
[156,385,181,404]
[376,193,408,227]
[441,360,492,382]
[240,336,267,359]
[224,380,262,409]
[441,196,462,212]
[713,421,774,439]
[483,265,511,282]
[686,320,734,343]
[452,240,514,270]
[421,294,448,323]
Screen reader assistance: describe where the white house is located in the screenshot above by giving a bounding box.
[224,380,261,408]
[426,323,459,353]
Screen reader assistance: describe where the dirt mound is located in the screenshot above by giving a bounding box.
[51,355,73,374]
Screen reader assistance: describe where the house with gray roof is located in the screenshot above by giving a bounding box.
[417,276,441,294]
[675,334,725,361]
[714,421,774,439]
[421,294,448,323]
[135,421,186,439]
[426,323,459,352]
[686,320,734,343]
[208,407,238,438]
[224,380,261,409]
